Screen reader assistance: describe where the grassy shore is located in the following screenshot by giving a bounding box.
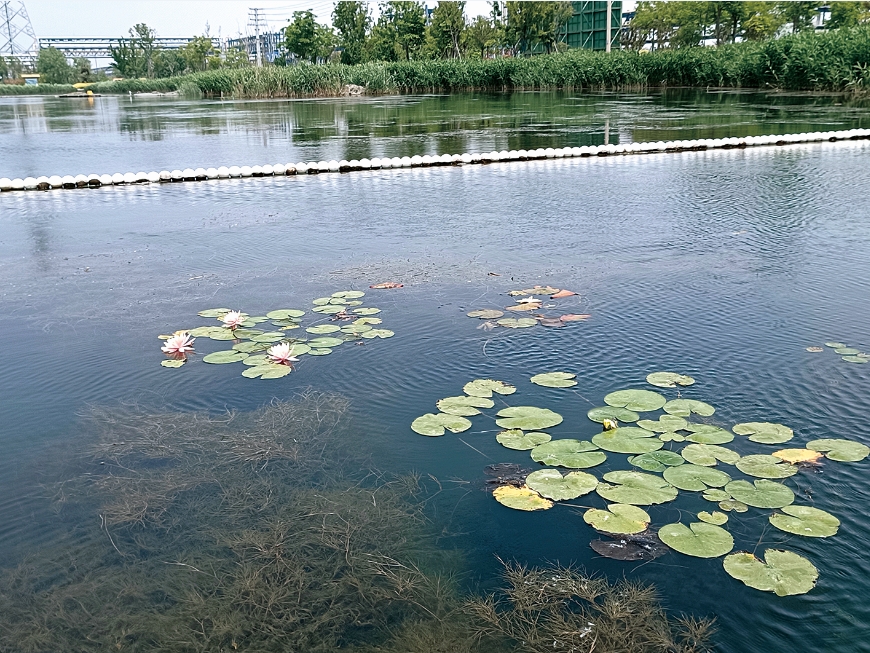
[5,25,869,99]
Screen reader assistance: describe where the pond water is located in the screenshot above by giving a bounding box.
[1,90,870,652]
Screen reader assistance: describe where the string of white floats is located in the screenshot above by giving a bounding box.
[3,128,869,193]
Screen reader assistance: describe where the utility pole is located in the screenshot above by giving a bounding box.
[0,1,38,62]
[605,0,612,52]
[248,7,264,66]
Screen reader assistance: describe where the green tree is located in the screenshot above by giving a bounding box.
[333,1,371,64]
[284,10,321,62]
[181,36,218,72]
[223,47,251,68]
[365,16,400,61]
[384,1,426,60]
[742,2,783,39]
[36,47,72,84]
[131,23,157,77]
[776,1,819,33]
[826,1,870,28]
[505,1,572,54]
[430,1,466,58]
[153,49,186,77]
[464,15,501,58]
[73,56,92,83]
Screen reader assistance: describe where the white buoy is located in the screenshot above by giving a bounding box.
[11,178,24,190]
[181,168,196,180]
[100,174,113,185]
[36,176,50,189]
[170,170,183,181]
[193,168,207,179]
[49,175,63,188]
[460,153,472,164]
[470,153,482,163]
[205,168,218,179]
[217,166,230,178]
[240,166,252,177]
[122,172,136,184]
[315,161,328,173]
[262,164,274,176]
[159,171,171,182]
[251,165,263,177]
[345,160,358,170]
[272,164,285,175]
[134,172,148,183]
[369,158,382,169]
[24,177,38,189]
[74,174,88,187]
[411,155,423,166]
[0,178,12,191]
[400,156,412,167]
[111,173,125,184]
[295,163,308,174]
[147,171,160,183]
[62,175,77,187]
[360,158,372,169]
[380,158,392,169]
[87,174,101,186]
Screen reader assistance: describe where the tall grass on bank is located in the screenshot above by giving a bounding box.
[6,26,869,99]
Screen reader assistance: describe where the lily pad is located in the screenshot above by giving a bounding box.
[360,329,395,339]
[772,448,823,464]
[685,425,734,445]
[203,350,249,364]
[161,359,185,368]
[725,479,794,509]
[308,348,332,355]
[659,433,686,443]
[604,389,667,412]
[530,439,606,469]
[698,511,728,525]
[719,500,749,513]
[732,422,794,445]
[250,332,288,343]
[354,317,382,325]
[492,486,553,511]
[242,364,292,379]
[341,324,373,334]
[312,297,333,305]
[332,290,365,299]
[702,489,731,502]
[203,329,237,341]
[411,413,473,437]
[681,444,741,467]
[496,430,552,450]
[436,395,495,417]
[584,504,651,535]
[807,438,870,462]
[646,372,695,388]
[835,347,860,355]
[232,341,270,353]
[464,379,517,398]
[285,343,311,356]
[735,454,798,479]
[663,399,715,417]
[353,307,381,315]
[663,464,731,491]
[825,342,847,348]
[266,309,305,319]
[305,338,342,349]
[526,469,598,501]
[658,522,733,558]
[197,308,231,318]
[312,305,344,314]
[306,324,341,334]
[505,303,541,312]
[592,427,663,454]
[530,372,577,388]
[242,355,270,366]
[723,550,818,596]
[843,355,868,363]
[628,450,685,472]
[637,415,688,433]
[496,318,537,328]
[496,406,563,430]
[467,309,504,319]
[587,406,640,423]
[769,505,840,538]
[596,471,678,506]
[188,326,228,338]
[508,286,559,296]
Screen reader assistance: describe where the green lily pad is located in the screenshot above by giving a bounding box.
[825,341,847,348]
[584,504,650,535]
[246,316,269,324]
[285,343,311,356]
[659,433,686,443]
[735,454,798,479]
[496,406,563,430]
[242,364,292,379]
[232,341,270,353]
[492,486,553,511]
[197,308,231,318]
[266,309,305,319]
[530,439,606,468]
[345,300,363,306]
[306,324,341,334]
[463,379,517,398]
[732,422,794,445]
[681,444,741,467]
[587,406,640,423]
[685,425,734,445]
[725,479,794,509]
[436,395,495,417]
[596,471,678,506]
[204,329,237,341]
[769,505,840,538]
[658,522,733,558]
[360,329,395,339]
[530,372,577,388]
[354,317,382,325]
[496,430,552,450]
[411,413,473,437]
[274,322,302,330]
[843,355,869,363]
[467,309,504,319]
[188,326,227,338]
[663,464,731,491]
[242,355,269,366]
[341,324,373,334]
[161,359,185,368]
[232,328,265,339]
[526,469,598,501]
[312,297,333,305]
[250,332,288,343]
[604,389,667,412]
[637,415,688,432]
[306,337,343,348]
[332,290,365,298]
[592,427,663,454]
[628,450,685,472]
[807,438,870,462]
[719,500,749,513]
[203,350,249,364]
[663,399,715,417]
[353,307,381,315]
[496,318,537,328]
[698,511,728,525]
[646,372,695,388]
[308,348,332,355]
[835,347,860,355]
[723,550,818,596]
[312,305,344,314]
[702,489,731,502]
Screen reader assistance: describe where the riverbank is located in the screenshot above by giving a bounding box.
[2,25,868,99]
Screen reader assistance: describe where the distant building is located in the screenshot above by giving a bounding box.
[227,32,284,64]
[520,1,623,55]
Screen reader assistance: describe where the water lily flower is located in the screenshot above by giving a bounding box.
[221,310,247,329]
[516,296,542,304]
[268,342,299,366]
[161,332,195,355]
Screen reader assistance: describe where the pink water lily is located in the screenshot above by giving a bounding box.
[221,310,247,329]
[268,342,299,366]
[161,332,195,355]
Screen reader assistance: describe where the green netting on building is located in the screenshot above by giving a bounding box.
[563,1,622,51]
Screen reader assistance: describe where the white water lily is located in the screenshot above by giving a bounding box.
[267,342,300,365]
[161,332,195,355]
[516,296,542,304]
[221,310,247,329]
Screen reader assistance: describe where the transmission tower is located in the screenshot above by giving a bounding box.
[248,7,265,67]
[0,0,38,63]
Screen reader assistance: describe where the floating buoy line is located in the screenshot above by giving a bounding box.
[3,129,869,193]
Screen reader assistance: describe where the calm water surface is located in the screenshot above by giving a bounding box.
[1,91,870,652]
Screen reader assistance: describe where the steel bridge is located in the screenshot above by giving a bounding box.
[38,37,221,59]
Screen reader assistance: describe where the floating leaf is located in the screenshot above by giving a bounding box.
[702,489,731,502]
[663,464,731,491]
[508,286,559,296]
[360,329,395,339]
[266,309,305,319]
[411,413,473,437]
[698,511,728,525]
[242,364,292,379]
[659,433,686,442]
[496,406,563,430]
[492,486,553,511]
[353,307,381,315]
[835,347,860,355]
[203,350,249,364]
[161,359,185,368]
[538,318,565,328]
[550,289,576,299]
[197,308,231,318]
[312,297,333,305]
[843,355,868,363]
[312,305,344,314]
[232,341,269,353]
[188,326,227,338]
[628,450,684,472]
[646,372,695,388]
[308,348,332,356]
[369,282,403,289]
[604,389,667,412]
[590,532,668,561]
[505,303,541,312]
[685,425,734,445]
[463,379,517,398]
[663,399,715,417]
[354,317,382,325]
[341,324,373,334]
[497,430,551,450]
[584,504,650,535]
[735,454,798,479]
[526,469,598,501]
[806,346,824,353]
[560,314,591,322]
[681,444,741,467]
[587,406,640,423]
[592,427,663,454]
[467,309,504,319]
[530,372,577,388]
[806,438,870,462]
[302,338,339,349]
[496,318,537,328]
[306,324,340,334]
[250,332,287,343]
[232,328,264,339]
[725,479,794,508]
[637,415,688,433]
[596,471,678,506]
[772,449,823,464]
[769,505,840,538]
[825,342,847,348]
[436,395,494,417]
[332,290,365,299]
[719,500,749,513]
[723,550,818,596]
[285,343,311,356]
[530,439,605,468]
[732,422,794,445]
[658,522,733,558]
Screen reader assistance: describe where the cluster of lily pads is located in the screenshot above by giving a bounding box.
[466,285,590,330]
[410,370,869,597]
[806,341,868,364]
[157,291,393,379]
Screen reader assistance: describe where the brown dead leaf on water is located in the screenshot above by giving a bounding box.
[550,289,577,299]
[369,282,403,289]
[506,304,541,312]
[805,346,823,353]
[560,314,591,322]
